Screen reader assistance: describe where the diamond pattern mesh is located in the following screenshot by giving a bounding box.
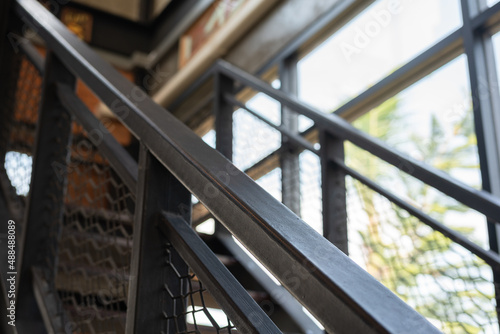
[56,125,134,333]
[161,241,237,333]
[346,175,497,333]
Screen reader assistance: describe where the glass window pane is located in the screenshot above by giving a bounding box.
[491,32,500,91]
[202,129,215,148]
[246,92,281,126]
[256,168,282,202]
[233,108,281,171]
[340,55,494,333]
[349,55,480,189]
[486,0,500,8]
[345,55,487,249]
[300,151,322,234]
[298,0,462,113]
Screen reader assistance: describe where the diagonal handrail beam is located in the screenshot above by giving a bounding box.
[158,212,282,334]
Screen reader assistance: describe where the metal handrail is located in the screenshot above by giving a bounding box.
[170,52,500,224]
[219,85,500,268]
[166,54,500,267]
[213,59,500,222]
[15,0,441,332]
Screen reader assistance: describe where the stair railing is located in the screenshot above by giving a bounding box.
[1,0,493,333]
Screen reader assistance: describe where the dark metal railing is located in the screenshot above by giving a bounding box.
[168,8,500,332]
[1,0,497,333]
[170,57,500,271]
[176,59,500,223]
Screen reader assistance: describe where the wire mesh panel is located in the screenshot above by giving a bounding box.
[346,175,497,333]
[232,108,281,171]
[0,53,42,213]
[56,124,134,333]
[161,241,238,333]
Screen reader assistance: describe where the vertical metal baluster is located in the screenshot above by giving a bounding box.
[280,54,301,215]
[16,52,76,333]
[461,0,500,329]
[215,73,235,161]
[126,144,191,333]
[320,131,348,255]
[214,72,234,235]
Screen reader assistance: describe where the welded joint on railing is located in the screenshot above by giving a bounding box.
[157,211,282,334]
[329,156,500,270]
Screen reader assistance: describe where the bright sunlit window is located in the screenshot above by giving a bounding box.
[298,0,462,113]
[487,0,500,8]
[5,151,32,196]
[186,305,234,329]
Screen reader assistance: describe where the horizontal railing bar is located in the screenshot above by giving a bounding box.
[16,1,441,331]
[56,84,138,194]
[331,157,500,270]
[19,40,45,74]
[158,212,282,334]
[224,93,319,154]
[214,59,500,222]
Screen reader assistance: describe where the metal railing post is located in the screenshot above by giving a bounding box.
[214,72,234,235]
[126,143,192,333]
[280,55,301,215]
[214,72,234,160]
[320,131,348,254]
[16,51,75,333]
[461,0,500,328]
